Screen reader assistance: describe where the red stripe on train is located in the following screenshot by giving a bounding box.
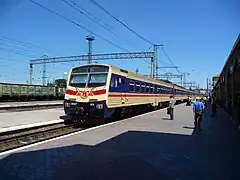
[65,89,106,96]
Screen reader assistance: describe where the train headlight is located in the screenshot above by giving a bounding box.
[65,102,70,107]
[96,104,103,109]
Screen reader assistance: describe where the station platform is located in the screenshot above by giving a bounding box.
[0,108,64,132]
[1,104,240,180]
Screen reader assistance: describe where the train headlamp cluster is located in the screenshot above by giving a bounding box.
[64,102,70,107]
[64,102,77,107]
[96,104,103,109]
[65,102,103,109]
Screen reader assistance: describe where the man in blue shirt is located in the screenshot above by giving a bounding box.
[193,97,205,131]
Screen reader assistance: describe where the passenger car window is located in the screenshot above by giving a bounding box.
[129,81,134,92]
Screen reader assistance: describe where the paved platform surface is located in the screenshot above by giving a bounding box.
[0,108,64,129]
[0,104,240,180]
[0,100,62,108]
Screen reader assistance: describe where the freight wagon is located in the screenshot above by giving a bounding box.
[0,83,65,101]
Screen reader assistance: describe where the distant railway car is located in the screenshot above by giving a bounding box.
[61,64,198,125]
[0,82,65,101]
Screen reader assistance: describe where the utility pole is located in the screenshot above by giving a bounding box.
[42,55,47,86]
[150,57,154,78]
[182,72,190,88]
[152,44,163,79]
[206,78,209,95]
[86,35,95,64]
[29,63,33,85]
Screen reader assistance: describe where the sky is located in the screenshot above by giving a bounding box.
[0,0,239,88]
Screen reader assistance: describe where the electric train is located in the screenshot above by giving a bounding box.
[60,64,198,125]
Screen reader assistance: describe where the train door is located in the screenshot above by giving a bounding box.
[119,77,126,104]
[154,85,157,106]
[171,85,175,98]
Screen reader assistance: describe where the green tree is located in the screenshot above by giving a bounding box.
[55,79,66,88]
[159,79,172,84]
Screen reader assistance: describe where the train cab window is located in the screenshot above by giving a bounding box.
[129,81,135,92]
[141,84,146,93]
[146,85,149,93]
[118,77,122,84]
[110,77,115,87]
[136,82,140,92]
[157,86,161,94]
[110,76,120,88]
[114,78,118,88]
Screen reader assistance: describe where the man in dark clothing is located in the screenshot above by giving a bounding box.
[193,97,205,131]
[168,96,176,120]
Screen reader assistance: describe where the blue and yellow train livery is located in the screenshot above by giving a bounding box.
[60,64,198,125]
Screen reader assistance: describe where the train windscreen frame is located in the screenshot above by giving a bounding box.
[69,65,109,88]
[71,65,109,73]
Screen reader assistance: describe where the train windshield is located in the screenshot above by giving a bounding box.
[69,74,88,88]
[88,74,108,87]
[69,65,109,88]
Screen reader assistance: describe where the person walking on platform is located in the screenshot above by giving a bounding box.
[193,97,205,131]
[203,96,207,107]
[168,96,176,120]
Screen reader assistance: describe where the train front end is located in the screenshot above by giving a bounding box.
[60,64,110,125]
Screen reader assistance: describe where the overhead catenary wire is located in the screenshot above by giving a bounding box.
[0,38,36,49]
[0,47,37,58]
[29,0,129,52]
[161,47,181,74]
[70,0,117,33]
[63,0,120,36]
[0,42,32,53]
[0,37,39,49]
[0,37,57,56]
[88,0,154,46]
[62,0,144,50]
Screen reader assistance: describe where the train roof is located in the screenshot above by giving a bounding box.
[213,34,240,90]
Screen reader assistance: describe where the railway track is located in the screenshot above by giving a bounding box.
[0,123,84,153]
[0,103,62,112]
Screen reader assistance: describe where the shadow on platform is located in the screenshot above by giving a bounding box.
[1,107,240,180]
